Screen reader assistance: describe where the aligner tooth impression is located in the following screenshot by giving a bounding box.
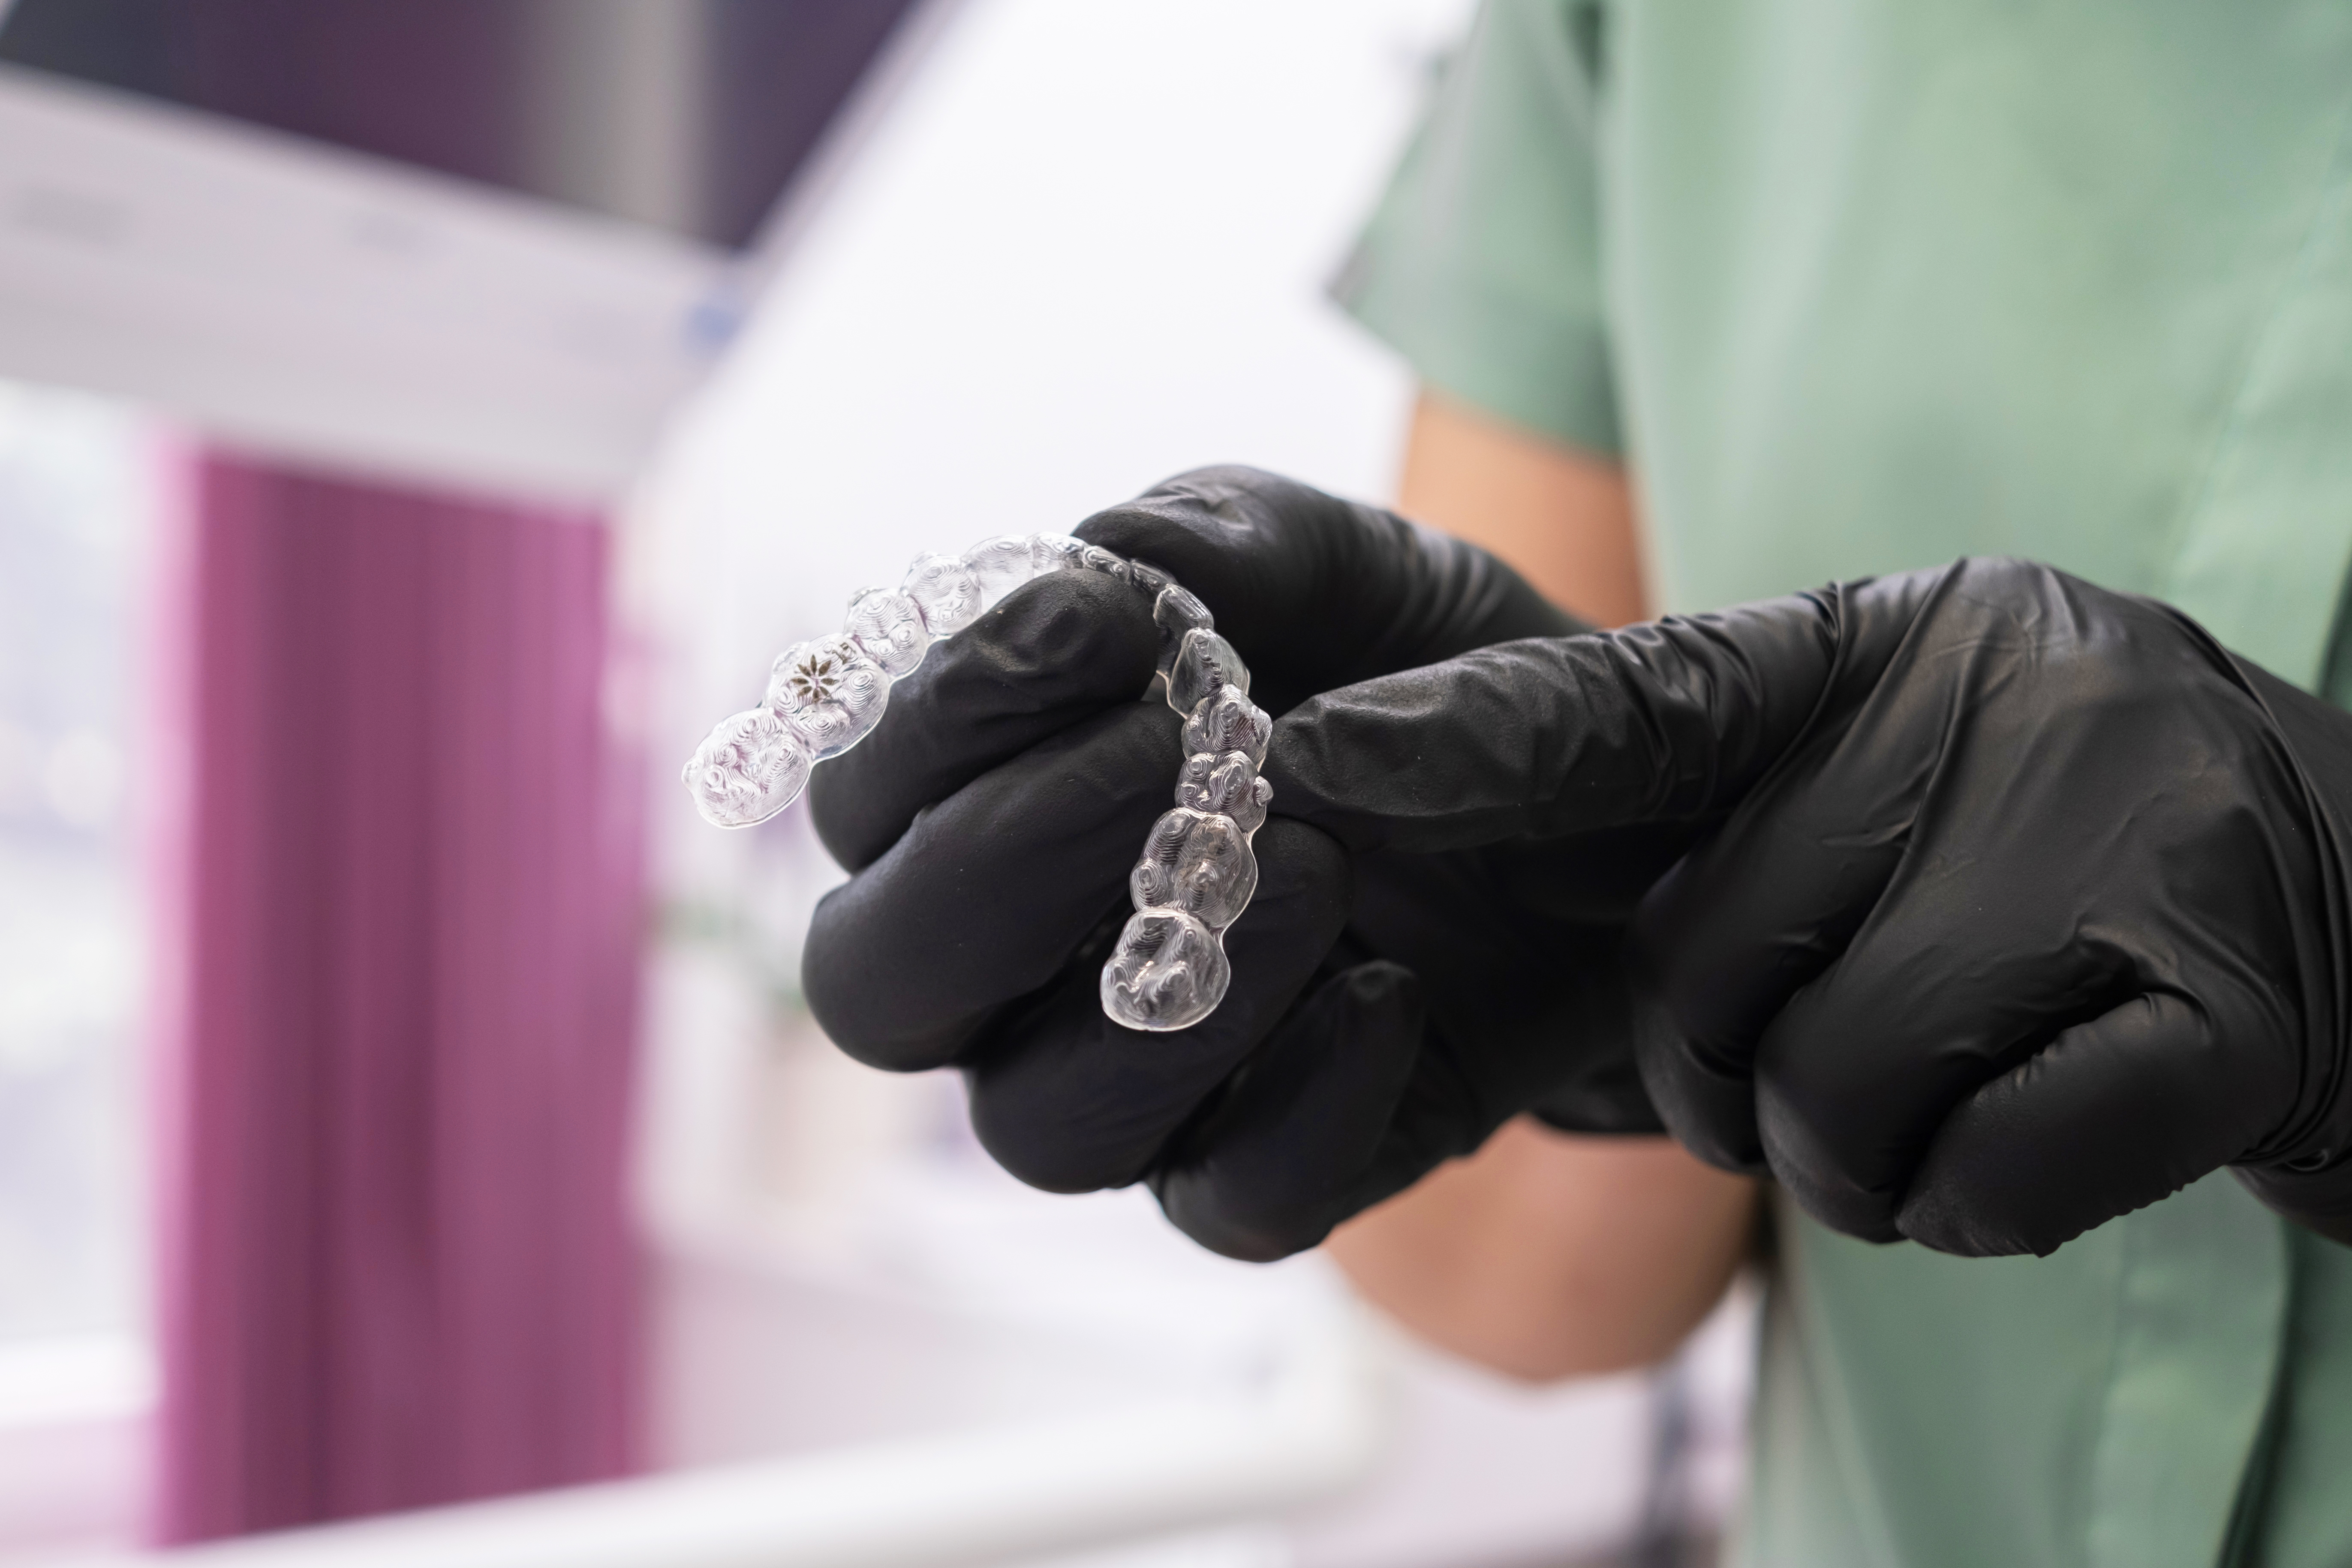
[681,533,1270,1032]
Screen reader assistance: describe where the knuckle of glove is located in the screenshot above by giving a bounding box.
[964,819,1353,1194]
[1151,960,1427,1262]
[802,700,1182,1072]
[810,570,1158,872]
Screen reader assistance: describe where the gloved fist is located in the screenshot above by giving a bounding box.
[1266,556,2352,1257]
[800,467,1669,1262]
[1629,561,2352,1256]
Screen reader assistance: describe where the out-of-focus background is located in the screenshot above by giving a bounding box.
[0,3,1753,1565]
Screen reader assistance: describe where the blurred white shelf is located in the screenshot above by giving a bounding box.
[0,1336,150,1432]
[0,63,729,503]
[60,1294,1387,1568]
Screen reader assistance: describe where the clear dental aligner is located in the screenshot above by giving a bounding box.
[681,535,1273,1033]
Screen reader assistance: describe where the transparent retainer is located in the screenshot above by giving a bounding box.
[681,535,1272,1033]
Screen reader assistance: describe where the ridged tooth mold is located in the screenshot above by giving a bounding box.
[683,536,1269,1032]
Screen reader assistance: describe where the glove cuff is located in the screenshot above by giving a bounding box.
[2236,1159,2352,1248]
[1528,1072,1667,1137]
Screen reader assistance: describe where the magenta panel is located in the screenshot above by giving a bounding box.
[155,452,643,1540]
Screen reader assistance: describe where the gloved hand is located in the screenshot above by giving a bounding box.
[1266,556,2352,1257]
[801,467,1675,1263]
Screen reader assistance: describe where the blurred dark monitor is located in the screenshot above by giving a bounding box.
[0,0,923,251]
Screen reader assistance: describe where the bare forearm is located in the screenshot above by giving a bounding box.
[1327,1126,1754,1379]
[1396,389,1648,628]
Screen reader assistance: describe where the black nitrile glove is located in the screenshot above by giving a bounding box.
[801,467,1669,1263]
[1266,556,2352,1257]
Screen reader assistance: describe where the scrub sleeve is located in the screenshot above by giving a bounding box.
[1331,0,1620,459]
[1335,3,2352,1565]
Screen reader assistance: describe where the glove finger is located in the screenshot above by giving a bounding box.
[1751,962,2139,1245]
[1739,830,2157,1239]
[1344,837,1664,1135]
[1744,651,2316,1242]
[803,698,1182,1071]
[809,570,1158,872]
[966,818,1352,1193]
[1894,993,2277,1256]
[1074,466,1577,716]
[1239,1004,1568,1239]
[1628,782,1911,1177]
[1151,961,1426,1262]
[1263,594,1844,855]
[1625,571,2012,1174]
[1351,846,1653,1124]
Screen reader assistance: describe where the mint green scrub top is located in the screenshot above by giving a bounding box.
[1336,4,2352,1565]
